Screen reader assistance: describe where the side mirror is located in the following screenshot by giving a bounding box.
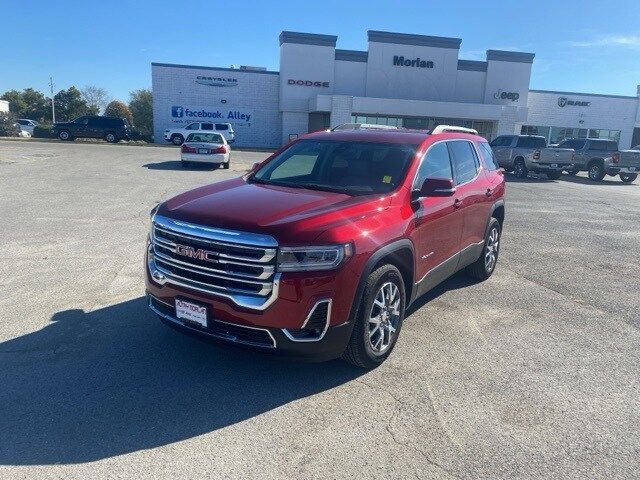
[412,178,456,199]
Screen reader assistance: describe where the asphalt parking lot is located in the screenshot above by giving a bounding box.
[0,139,638,479]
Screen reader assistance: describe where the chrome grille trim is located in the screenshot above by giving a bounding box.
[148,214,279,310]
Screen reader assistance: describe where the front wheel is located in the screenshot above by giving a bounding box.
[104,132,118,143]
[466,218,501,280]
[513,159,528,179]
[58,130,72,141]
[171,134,184,146]
[620,173,637,183]
[342,264,405,369]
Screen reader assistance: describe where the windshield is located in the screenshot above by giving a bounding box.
[251,139,416,195]
[186,133,224,143]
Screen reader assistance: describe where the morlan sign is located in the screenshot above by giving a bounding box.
[393,56,434,69]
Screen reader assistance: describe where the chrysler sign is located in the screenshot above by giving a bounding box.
[195,75,238,87]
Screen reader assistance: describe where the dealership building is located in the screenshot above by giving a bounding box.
[152,30,640,149]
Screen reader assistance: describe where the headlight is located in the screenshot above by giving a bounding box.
[277,244,353,272]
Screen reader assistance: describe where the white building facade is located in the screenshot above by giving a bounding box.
[152,30,640,149]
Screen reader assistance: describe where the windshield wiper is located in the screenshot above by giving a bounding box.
[295,183,354,194]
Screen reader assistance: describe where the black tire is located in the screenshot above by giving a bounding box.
[513,158,528,179]
[181,161,190,168]
[104,131,118,143]
[546,170,562,180]
[620,173,637,183]
[222,161,230,169]
[587,161,605,181]
[58,130,72,141]
[466,218,501,280]
[171,134,184,146]
[342,264,406,369]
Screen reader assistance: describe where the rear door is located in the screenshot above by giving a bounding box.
[410,141,464,286]
[448,140,489,250]
[491,136,514,168]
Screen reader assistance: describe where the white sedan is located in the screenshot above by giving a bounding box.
[180,132,230,168]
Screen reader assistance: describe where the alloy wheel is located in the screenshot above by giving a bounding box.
[368,282,401,355]
[485,226,500,273]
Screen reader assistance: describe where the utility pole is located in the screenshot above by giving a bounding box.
[49,76,56,123]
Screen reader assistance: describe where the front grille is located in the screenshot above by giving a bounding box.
[149,215,279,308]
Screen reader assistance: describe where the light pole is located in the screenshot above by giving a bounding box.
[49,76,56,123]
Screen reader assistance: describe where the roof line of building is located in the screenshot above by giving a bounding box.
[151,62,279,75]
[486,50,535,64]
[457,60,488,72]
[279,31,337,47]
[335,49,368,62]
[529,89,637,100]
[367,30,462,49]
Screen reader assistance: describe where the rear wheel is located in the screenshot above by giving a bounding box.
[546,170,562,180]
[104,132,118,143]
[513,158,528,179]
[466,218,501,280]
[588,161,605,181]
[620,173,637,183]
[222,160,230,169]
[171,134,184,146]
[342,264,405,369]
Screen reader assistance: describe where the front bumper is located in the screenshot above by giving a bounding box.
[527,162,573,171]
[181,152,229,164]
[147,293,352,361]
[607,166,639,175]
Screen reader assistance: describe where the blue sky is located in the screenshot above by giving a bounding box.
[2,0,640,101]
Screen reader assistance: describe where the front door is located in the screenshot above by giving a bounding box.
[409,141,464,295]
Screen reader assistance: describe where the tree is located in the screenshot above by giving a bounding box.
[1,88,50,121]
[129,89,153,140]
[0,112,19,136]
[104,100,133,123]
[81,85,110,114]
[54,86,97,121]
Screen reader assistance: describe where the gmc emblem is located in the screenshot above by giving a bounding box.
[175,244,219,262]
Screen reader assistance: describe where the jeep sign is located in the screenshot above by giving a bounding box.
[494,90,520,102]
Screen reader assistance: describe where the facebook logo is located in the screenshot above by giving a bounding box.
[171,106,184,118]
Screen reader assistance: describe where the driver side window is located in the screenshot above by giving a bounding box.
[413,143,453,190]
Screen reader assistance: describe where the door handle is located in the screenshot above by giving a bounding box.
[485,188,492,197]
[453,198,461,208]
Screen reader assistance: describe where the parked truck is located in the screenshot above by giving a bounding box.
[556,138,621,181]
[489,135,574,179]
[603,149,640,183]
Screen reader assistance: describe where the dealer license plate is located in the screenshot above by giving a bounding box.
[175,298,207,328]
[198,148,209,154]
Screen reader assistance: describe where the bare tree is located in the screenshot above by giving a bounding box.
[80,85,110,114]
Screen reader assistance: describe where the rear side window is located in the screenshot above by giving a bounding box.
[590,140,618,151]
[448,141,479,185]
[478,142,499,170]
[413,143,453,189]
[201,123,214,131]
[558,139,586,149]
[215,124,229,131]
[516,136,546,148]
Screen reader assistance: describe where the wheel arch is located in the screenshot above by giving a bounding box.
[348,239,416,323]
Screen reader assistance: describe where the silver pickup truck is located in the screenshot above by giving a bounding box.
[603,148,640,183]
[556,138,621,181]
[490,135,574,179]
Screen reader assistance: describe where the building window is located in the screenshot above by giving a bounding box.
[350,114,495,140]
[521,125,620,145]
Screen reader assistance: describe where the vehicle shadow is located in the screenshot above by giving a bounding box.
[0,297,363,465]
[558,174,636,186]
[406,271,479,317]
[142,160,221,170]
[503,172,553,183]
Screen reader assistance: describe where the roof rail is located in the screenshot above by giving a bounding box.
[331,123,399,131]
[431,125,478,135]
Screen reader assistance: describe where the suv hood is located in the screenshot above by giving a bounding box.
[157,177,392,244]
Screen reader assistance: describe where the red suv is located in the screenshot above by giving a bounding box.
[146,126,505,368]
